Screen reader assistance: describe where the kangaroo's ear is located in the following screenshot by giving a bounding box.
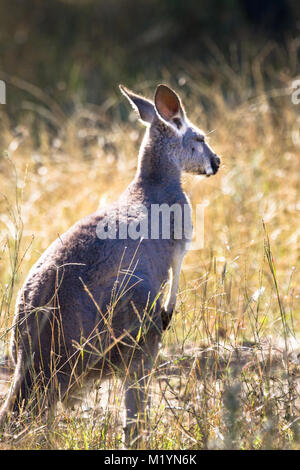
[154,85,184,123]
[119,85,155,124]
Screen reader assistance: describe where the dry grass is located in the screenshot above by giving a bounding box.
[0,42,300,449]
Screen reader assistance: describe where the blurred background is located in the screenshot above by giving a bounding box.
[0,0,299,114]
[0,1,299,330]
[0,0,299,338]
[0,0,300,450]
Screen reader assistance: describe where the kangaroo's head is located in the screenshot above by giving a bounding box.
[120,84,220,177]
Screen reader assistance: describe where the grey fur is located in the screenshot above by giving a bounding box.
[0,84,220,446]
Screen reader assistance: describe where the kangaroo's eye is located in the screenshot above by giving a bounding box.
[196,136,205,143]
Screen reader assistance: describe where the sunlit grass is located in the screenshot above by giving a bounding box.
[0,42,299,449]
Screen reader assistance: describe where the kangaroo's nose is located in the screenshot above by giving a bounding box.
[211,154,221,175]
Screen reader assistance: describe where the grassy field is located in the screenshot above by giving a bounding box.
[0,43,299,449]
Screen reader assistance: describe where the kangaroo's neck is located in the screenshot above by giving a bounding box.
[134,128,182,188]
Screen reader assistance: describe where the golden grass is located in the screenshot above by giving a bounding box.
[0,42,299,449]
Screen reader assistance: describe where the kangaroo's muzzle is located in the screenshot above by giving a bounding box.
[205,154,221,177]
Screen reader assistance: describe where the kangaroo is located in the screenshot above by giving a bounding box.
[0,84,220,446]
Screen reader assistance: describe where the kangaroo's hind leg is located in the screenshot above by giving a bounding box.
[121,293,161,448]
[123,346,159,449]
